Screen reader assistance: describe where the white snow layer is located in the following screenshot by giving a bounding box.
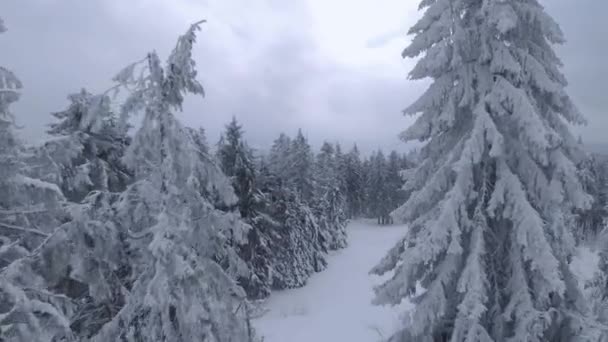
[570,245,601,292]
[254,220,413,342]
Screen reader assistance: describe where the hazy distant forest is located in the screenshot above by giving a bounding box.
[2,1,608,342]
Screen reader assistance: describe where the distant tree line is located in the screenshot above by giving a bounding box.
[573,151,608,330]
[212,117,416,299]
[576,153,608,241]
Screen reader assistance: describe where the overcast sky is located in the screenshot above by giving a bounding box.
[1,0,605,154]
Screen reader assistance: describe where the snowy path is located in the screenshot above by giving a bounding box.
[253,220,413,342]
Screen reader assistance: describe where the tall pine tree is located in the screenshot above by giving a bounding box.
[217,117,256,217]
[261,132,327,289]
[89,21,251,341]
[268,133,291,182]
[344,144,364,218]
[217,117,275,299]
[372,1,597,340]
[367,150,391,224]
[288,129,314,202]
[575,154,608,242]
[313,142,348,250]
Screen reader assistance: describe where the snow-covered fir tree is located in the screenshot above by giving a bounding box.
[352,149,413,223]
[257,132,328,289]
[288,129,314,202]
[268,133,291,182]
[357,149,415,223]
[216,118,242,179]
[333,143,351,217]
[86,21,252,341]
[216,117,276,299]
[344,144,364,218]
[360,154,373,217]
[40,89,131,202]
[217,117,257,217]
[251,158,291,291]
[269,185,327,288]
[367,150,391,224]
[575,154,608,242]
[313,142,348,250]
[372,1,599,340]
[16,88,132,341]
[333,142,347,193]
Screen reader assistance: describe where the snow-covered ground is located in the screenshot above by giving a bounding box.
[254,220,413,342]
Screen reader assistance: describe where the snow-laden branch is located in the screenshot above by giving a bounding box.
[0,206,48,215]
[0,222,49,237]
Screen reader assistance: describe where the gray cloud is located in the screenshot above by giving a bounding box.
[543,1,608,144]
[1,0,412,154]
[0,0,606,155]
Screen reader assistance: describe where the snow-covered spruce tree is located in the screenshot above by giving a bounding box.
[21,118,244,339]
[217,117,257,217]
[0,18,73,341]
[360,154,373,217]
[11,90,132,341]
[89,21,251,341]
[3,89,134,339]
[267,133,291,182]
[372,1,598,340]
[288,129,314,202]
[270,187,327,287]
[333,143,351,218]
[334,142,347,191]
[575,154,608,242]
[344,144,364,218]
[361,152,374,219]
[367,150,391,224]
[216,118,241,179]
[41,89,131,202]
[216,117,276,299]
[357,149,412,222]
[313,142,347,250]
[250,158,288,293]
[258,132,327,289]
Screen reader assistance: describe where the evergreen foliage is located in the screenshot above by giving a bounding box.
[372,1,599,340]
[2,3,600,341]
[576,154,608,242]
[1,20,254,342]
[41,89,131,202]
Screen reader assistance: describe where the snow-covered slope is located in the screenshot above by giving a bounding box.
[254,220,412,342]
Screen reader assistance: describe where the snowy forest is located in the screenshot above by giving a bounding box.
[2,0,608,341]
